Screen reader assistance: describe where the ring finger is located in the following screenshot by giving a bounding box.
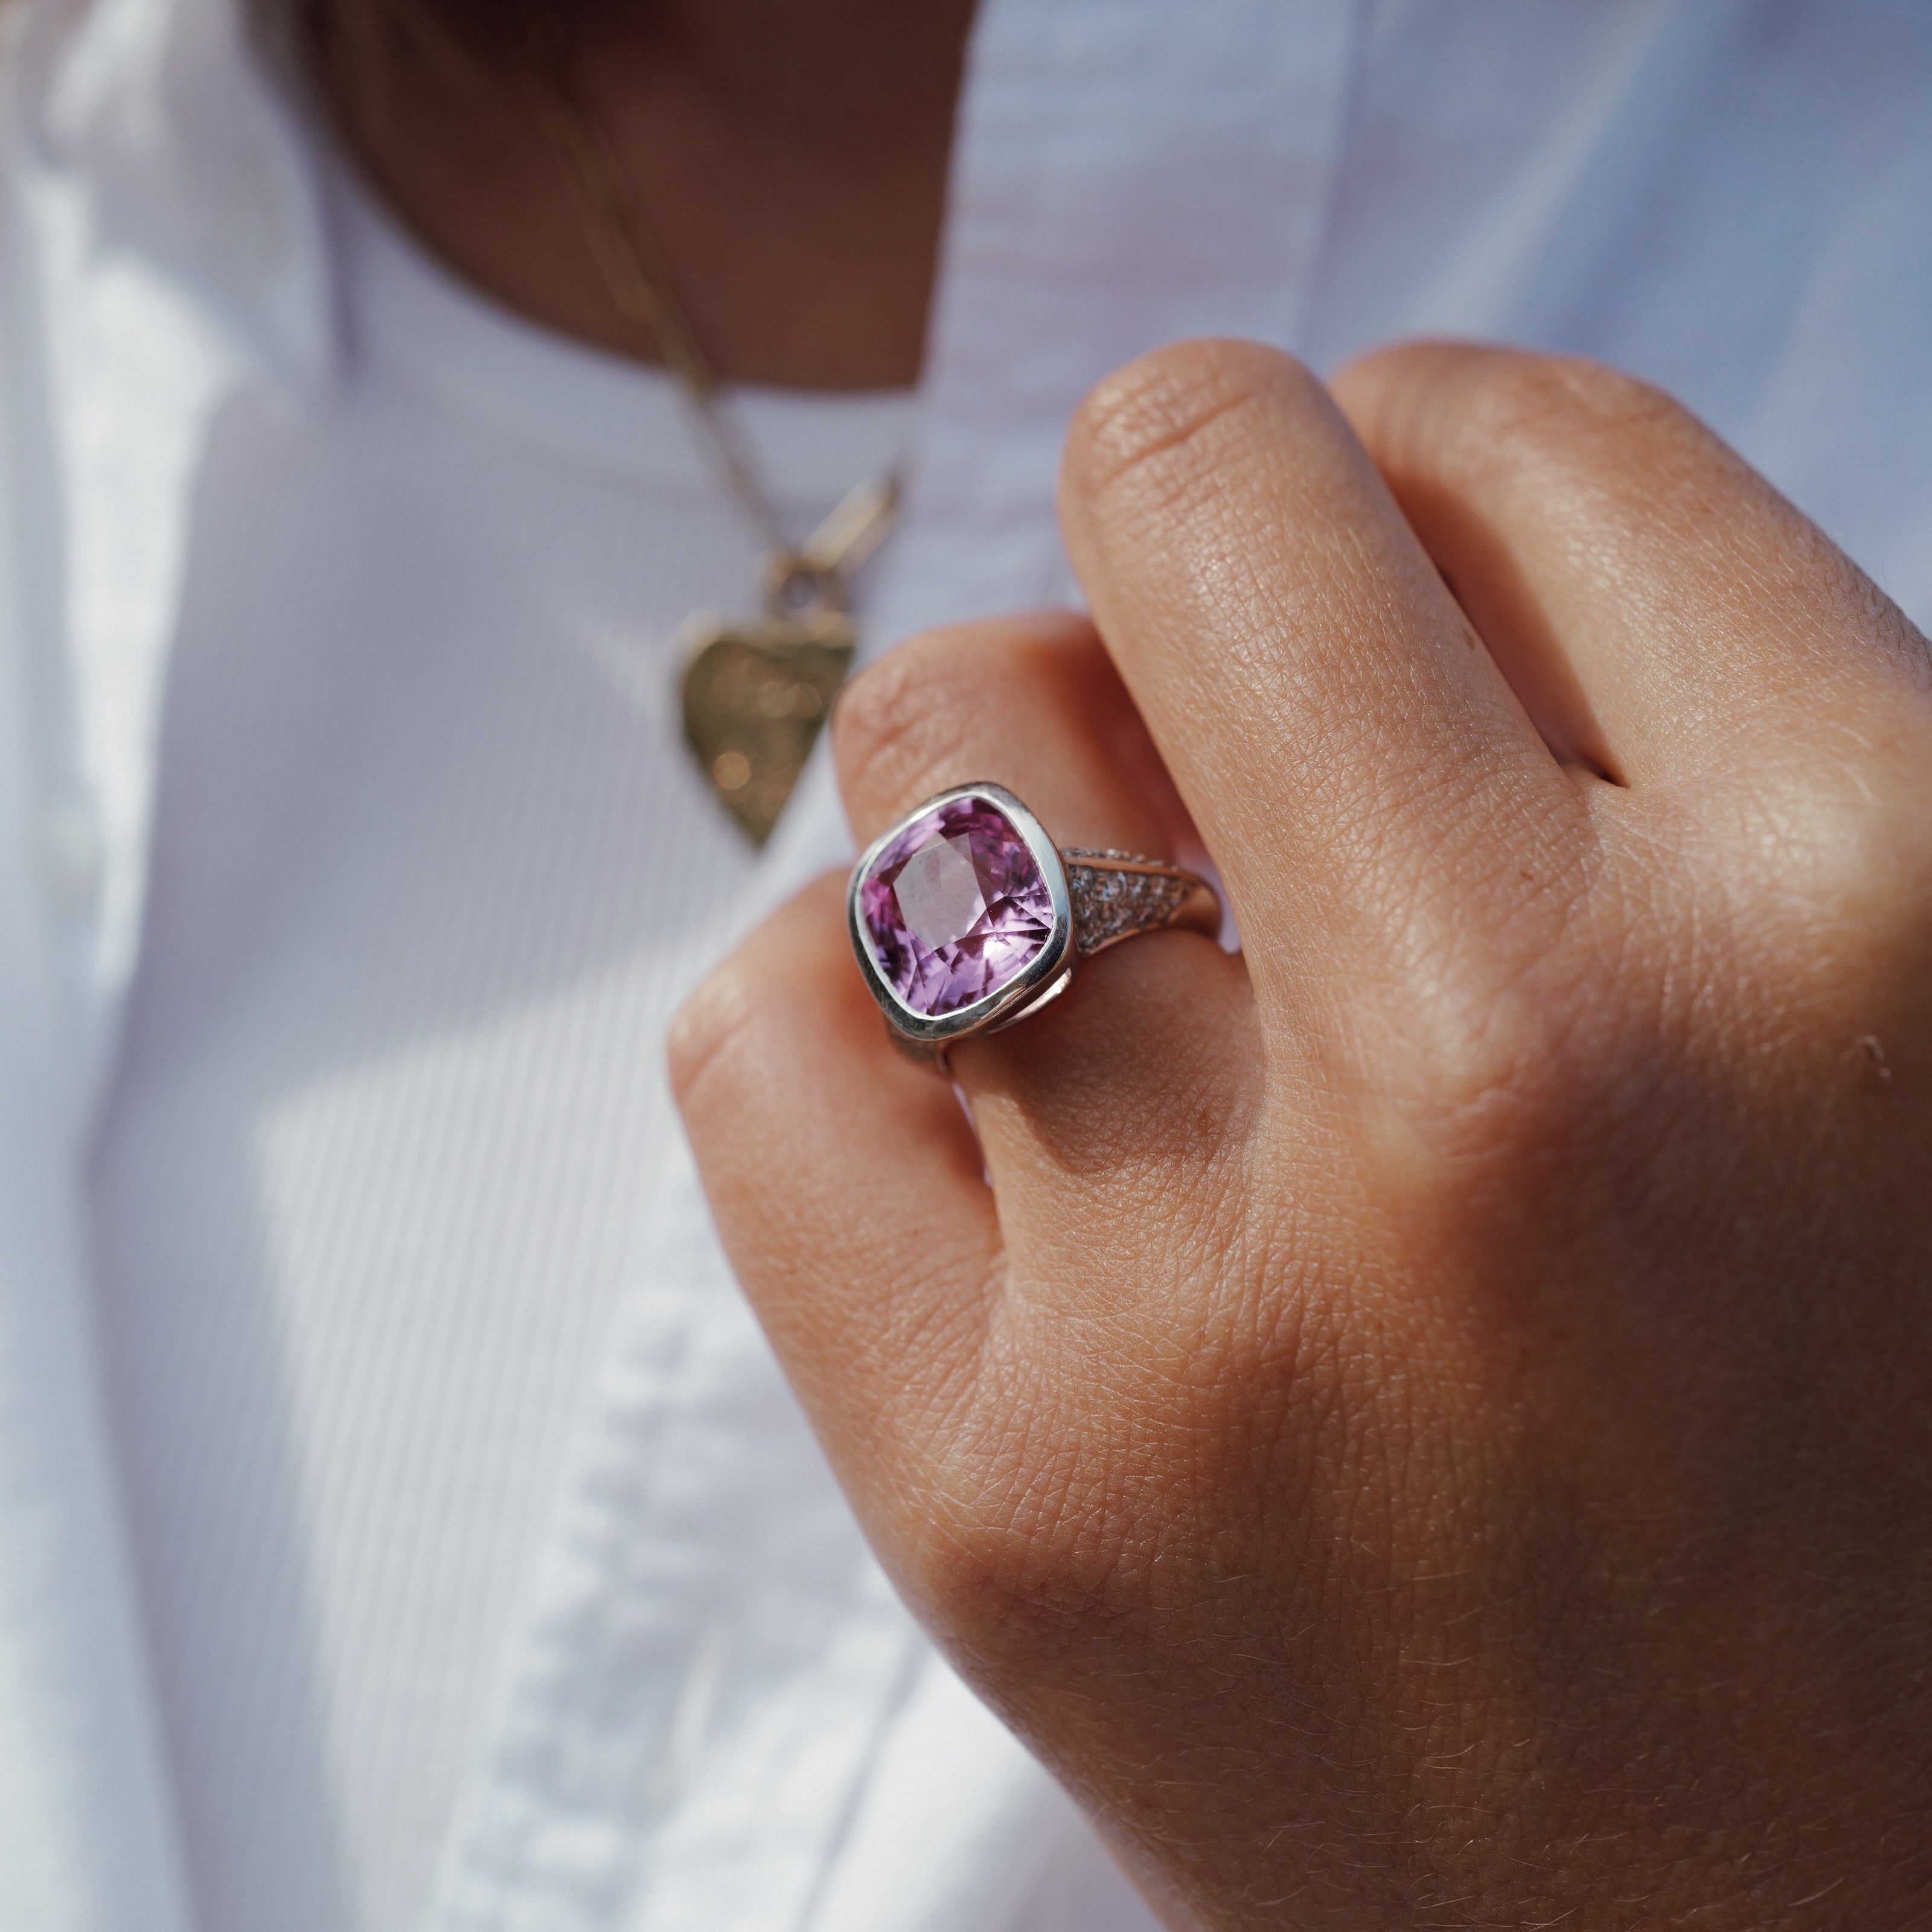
[832,612,1258,1270]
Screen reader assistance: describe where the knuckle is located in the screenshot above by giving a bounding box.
[913,1521,1120,1670]
[1866,765,1932,903]
[1345,892,1618,1203]
[1435,350,1689,482]
[668,876,852,1119]
[897,1441,1133,1667]
[833,615,1096,807]
[665,952,762,1117]
[1065,337,1325,518]
[1380,975,1567,1159]
[868,1338,1156,1660]
[1701,677,1932,931]
[830,632,956,788]
[1778,741,1932,923]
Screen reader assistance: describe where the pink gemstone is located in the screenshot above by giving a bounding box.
[859,795,1054,1017]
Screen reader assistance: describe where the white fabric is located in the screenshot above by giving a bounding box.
[86,156,917,1932]
[0,2,1928,1930]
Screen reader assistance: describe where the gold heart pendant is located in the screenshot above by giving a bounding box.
[680,610,856,845]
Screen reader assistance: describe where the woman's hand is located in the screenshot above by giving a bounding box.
[670,341,1932,1929]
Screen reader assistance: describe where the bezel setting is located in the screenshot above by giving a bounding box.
[848,782,1076,1051]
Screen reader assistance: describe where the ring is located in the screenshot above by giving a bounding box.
[848,782,1221,1052]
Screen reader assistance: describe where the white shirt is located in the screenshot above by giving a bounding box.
[86,156,918,1932]
[2,2,1930,1930]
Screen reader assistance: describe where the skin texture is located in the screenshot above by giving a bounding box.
[315,0,974,386]
[671,340,1932,1928]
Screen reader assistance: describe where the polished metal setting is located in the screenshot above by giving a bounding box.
[849,783,1076,1052]
[848,782,1220,1058]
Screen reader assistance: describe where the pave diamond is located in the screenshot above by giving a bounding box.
[1064,860,1193,953]
[858,795,1054,1017]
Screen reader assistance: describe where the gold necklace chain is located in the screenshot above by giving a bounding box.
[525,54,898,845]
[528,62,900,614]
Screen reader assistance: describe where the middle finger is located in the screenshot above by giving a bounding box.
[1057,339,1584,1031]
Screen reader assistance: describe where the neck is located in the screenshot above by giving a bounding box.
[322,0,976,389]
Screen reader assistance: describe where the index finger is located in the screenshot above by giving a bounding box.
[1057,341,1578,1016]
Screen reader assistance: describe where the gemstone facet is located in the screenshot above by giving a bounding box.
[857,794,1055,1018]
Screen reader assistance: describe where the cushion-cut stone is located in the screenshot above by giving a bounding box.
[894,836,987,952]
[858,795,1054,1017]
